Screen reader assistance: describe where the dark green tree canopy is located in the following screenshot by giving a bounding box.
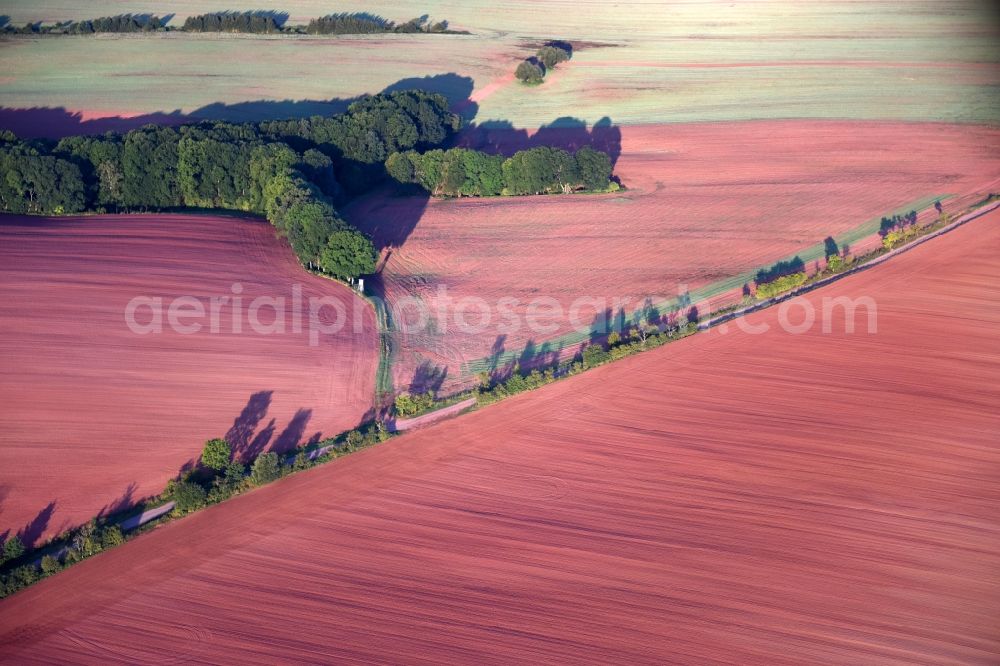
[1,90,461,281]
[515,60,545,85]
[201,438,232,471]
[320,230,378,280]
[537,45,571,69]
[387,145,613,196]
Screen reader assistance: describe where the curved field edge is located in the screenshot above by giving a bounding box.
[0,203,997,663]
[347,120,1000,395]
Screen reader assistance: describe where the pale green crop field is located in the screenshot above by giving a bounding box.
[1,1,998,128]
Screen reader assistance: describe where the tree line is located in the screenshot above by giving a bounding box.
[0,90,461,280]
[515,42,572,85]
[3,11,463,36]
[0,420,394,599]
[305,14,452,35]
[386,145,615,197]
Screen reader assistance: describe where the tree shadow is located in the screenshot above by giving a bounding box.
[0,106,192,140]
[0,73,476,141]
[246,418,277,461]
[545,40,574,57]
[272,408,313,453]
[383,74,476,109]
[251,9,290,28]
[458,115,622,168]
[879,210,918,237]
[410,359,448,394]
[633,297,662,329]
[225,390,273,461]
[17,501,56,549]
[756,256,806,284]
[588,307,613,344]
[97,483,139,520]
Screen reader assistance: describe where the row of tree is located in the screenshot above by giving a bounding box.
[878,209,918,236]
[0,419,394,598]
[515,42,572,85]
[3,12,461,36]
[182,12,283,33]
[386,145,614,196]
[305,14,451,35]
[63,14,165,33]
[0,90,462,280]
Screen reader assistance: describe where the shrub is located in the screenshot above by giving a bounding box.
[292,451,311,471]
[515,60,545,84]
[826,254,853,273]
[582,344,610,368]
[344,430,364,452]
[610,345,631,361]
[10,565,38,588]
[537,45,571,69]
[201,438,231,471]
[250,452,282,486]
[70,521,102,558]
[882,225,918,249]
[173,481,208,514]
[40,555,61,576]
[394,391,435,417]
[755,271,808,299]
[101,525,124,549]
[2,535,25,563]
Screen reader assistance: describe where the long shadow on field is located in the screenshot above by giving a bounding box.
[97,483,139,520]
[0,73,477,139]
[409,360,448,394]
[272,408,313,454]
[225,390,274,462]
[223,392,323,460]
[0,107,192,140]
[15,501,56,549]
[342,73,477,251]
[458,116,623,168]
[756,256,806,284]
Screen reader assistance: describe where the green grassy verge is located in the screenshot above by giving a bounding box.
[463,193,949,376]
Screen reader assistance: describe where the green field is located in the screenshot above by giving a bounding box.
[2,1,998,129]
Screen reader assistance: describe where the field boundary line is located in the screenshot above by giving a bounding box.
[699,197,1000,331]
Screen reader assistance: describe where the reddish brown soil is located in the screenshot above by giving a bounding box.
[0,215,377,543]
[347,120,1000,393]
[2,209,997,663]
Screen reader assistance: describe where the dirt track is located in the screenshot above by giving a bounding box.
[346,120,1000,393]
[2,208,997,663]
[0,214,377,542]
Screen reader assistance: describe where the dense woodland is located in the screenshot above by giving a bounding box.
[3,11,461,36]
[386,146,614,196]
[0,88,616,277]
[0,90,461,280]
